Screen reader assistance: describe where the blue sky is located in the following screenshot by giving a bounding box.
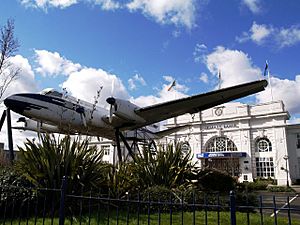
[1,0,300,120]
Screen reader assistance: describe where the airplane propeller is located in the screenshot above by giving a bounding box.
[106,97,117,123]
[76,106,87,127]
[107,78,117,124]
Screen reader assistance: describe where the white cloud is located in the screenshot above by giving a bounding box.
[130,75,188,107]
[242,0,261,14]
[0,51,192,149]
[163,75,189,93]
[204,46,300,116]
[0,55,38,149]
[132,80,188,107]
[288,116,300,125]
[21,0,121,10]
[61,67,129,106]
[172,30,181,38]
[256,75,300,114]
[193,43,207,63]
[237,22,300,48]
[0,105,37,150]
[128,73,146,90]
[93,0,121,10]
[127,0,197,29]
[21,0,77,9]
[199,72,208,83]
[34,50,81,77]
[204,46,262,89]
[20,0,197,28]
[276,25,300,48]
[3,55,38,98]
[250,22,272,44]
[237,22,272,44]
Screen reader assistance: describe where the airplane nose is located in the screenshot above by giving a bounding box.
[4,96,14,108]
[4,95,27,114]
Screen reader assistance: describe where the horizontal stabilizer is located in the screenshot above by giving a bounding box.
[153,124,190,139]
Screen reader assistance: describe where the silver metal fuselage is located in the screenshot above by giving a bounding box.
[4,93,116,139]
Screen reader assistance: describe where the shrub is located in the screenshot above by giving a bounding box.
[105,162,136,198]
[293,179,300,185]
[0,167,32,217]
[140,185,195,212]
[130,142,198,190]
[0,150,10,167]
[237,180,269,192]
[142,185,173,202]
[267,185,295,192]
[235,192,258,212]
[15,134,109,195]
[197,168,237,193]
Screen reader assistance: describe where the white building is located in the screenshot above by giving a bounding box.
[164,101,300,185]
[95,101,300,185]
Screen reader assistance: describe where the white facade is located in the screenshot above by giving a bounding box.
[94,101,300,185]
[164,101,300,185]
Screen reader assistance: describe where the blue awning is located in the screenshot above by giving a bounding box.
[196,152,247,159]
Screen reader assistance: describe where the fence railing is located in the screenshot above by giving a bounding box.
[1,177,300,225]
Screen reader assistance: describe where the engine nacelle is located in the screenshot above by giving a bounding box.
[14,117,60,133]
[108,98,145,123]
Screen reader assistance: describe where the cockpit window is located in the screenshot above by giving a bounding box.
[40,88,63,98]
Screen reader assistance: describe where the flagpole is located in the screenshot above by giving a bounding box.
[265,61,274,102]
[218,70,221,90]
[268,68,274,102]
[167,80,178,143]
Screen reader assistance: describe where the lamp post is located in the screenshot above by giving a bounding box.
[283,155,289,187]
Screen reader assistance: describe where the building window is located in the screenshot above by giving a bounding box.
[256,157,274,178]
[256,138,272,152]
[296,134,300,149]
[101,145,110,155]
[206,136,237,152]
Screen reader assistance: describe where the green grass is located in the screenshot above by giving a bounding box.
[2,210,300,225]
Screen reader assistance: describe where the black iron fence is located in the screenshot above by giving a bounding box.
[1,177,300,225]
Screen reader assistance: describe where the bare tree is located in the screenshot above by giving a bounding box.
[0,19,20,100]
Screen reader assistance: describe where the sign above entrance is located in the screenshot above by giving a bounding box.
[203,123,239,130]
[196,152,247,159]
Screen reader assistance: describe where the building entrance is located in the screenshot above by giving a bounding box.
[202,158,240,177]
[200,136,241,176]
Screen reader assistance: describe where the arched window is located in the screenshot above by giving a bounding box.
[256,138,272,152]
[205,136,237,152]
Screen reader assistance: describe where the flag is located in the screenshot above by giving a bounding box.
[167,80,176,91]
[264,61,269,76]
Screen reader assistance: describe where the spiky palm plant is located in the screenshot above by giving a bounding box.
[104,162,136,197]
[130,142,198,190]
[15,134,109,194]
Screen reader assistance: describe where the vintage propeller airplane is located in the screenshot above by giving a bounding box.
[0,79,268,162]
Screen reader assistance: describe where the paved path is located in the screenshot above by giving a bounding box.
[254,188,300,220]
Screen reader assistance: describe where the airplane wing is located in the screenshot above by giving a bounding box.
[132,79,267,128]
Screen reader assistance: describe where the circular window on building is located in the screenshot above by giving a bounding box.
[256,138,272,152]
[206,136,237,152]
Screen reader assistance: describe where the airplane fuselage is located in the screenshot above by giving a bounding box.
[4,93,117,139]
[3,80,268,141]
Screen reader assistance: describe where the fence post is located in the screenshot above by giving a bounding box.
[59,176,67,225]
[230,190,236,225]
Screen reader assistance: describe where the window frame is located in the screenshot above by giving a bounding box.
[255,137,272,152]
[256,157,274,178]
[205,136,237,152]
